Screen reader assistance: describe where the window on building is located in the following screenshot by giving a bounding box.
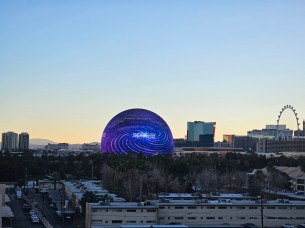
[206,217,215,220]
[159,206,165,209]
[116,209,122,212]
[159,217,165,220]
[126,221,136,223]
[237,217,245,220]
[295,206,305,210]
[147,209,156,212]
[297,186,305,191]
[175,206,184,209]
[297,179,305,184]
[112,220,122,224]
[174,217,183,220]
[218,217,223,219]
[266,206,275,209]
[296,217,305,219]
[249,206,258,209]
[278,206,287,209]
[250,217,257,220]
[127,209,136,212]
[187,217,196,220]
[218,206,227,209]
[207,206,215,209]
[188,206,196,209]
[236,206,245,209]
[267,217,275,220]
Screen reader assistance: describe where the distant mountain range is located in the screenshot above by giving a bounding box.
[30,138,57,145]
[29,138,100,149]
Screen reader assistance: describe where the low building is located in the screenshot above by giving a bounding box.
[45,143,69,151]
[251,166,305,195]
[0,184,14,228]
[85,199,305,228]
[173,147,244,157]
[233,136,259,152]
[63,180,125,211]
[258,138,305,153]
[82,143,100,151]
[248,125,292,140]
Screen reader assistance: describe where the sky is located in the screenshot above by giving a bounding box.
[1,1,305,143]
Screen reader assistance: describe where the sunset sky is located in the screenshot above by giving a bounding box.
[1,1,305,143]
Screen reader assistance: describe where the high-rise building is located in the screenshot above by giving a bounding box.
[187,121,216,147]
[18,132,29,151]
[1,132,18,152]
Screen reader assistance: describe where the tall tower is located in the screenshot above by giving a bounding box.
[187,121,216,147]
[303,120,305,137]
[19,132,29,151]
[1,132,18,152]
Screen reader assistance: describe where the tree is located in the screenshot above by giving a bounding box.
[196,169,217,196]
[248,170,266,196]
[50,171,61,190]
[80,191,99,216]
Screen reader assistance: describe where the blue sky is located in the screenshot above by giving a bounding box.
[1,1,305,143]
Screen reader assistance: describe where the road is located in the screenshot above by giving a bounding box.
[28,191,82,228]
[9,193,45,228]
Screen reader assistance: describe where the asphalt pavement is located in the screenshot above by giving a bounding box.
[8,193,45,228]
[28,191,82,228]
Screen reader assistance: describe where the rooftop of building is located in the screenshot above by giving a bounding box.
[89,198,305,208]
[63,180,125,202]
[251,166,305,179]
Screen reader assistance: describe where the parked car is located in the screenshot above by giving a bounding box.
[22,203,31,211]
[282,224,296,228]
[30,214,40,223]
[29,210,36,216]
[32,201,38,207]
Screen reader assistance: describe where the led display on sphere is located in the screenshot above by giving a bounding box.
[101,108,174,156]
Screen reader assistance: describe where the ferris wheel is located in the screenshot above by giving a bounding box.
[276,105,300,140]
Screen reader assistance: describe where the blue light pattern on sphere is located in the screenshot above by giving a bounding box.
[101,109,174,156]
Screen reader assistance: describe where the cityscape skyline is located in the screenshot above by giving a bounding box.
[1,1,305,143]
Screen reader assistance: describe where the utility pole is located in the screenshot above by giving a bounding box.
[62,183,65,228]
[42,193,45,217]
[260,193,264,228]
[26,167,28,195]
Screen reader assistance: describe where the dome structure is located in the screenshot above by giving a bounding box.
[101,108,174,156]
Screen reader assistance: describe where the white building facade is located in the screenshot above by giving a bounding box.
[85,199,305,228]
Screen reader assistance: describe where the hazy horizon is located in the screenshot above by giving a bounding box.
[1,1,305,143]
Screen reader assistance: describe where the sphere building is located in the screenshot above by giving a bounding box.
[101,109,174,156]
